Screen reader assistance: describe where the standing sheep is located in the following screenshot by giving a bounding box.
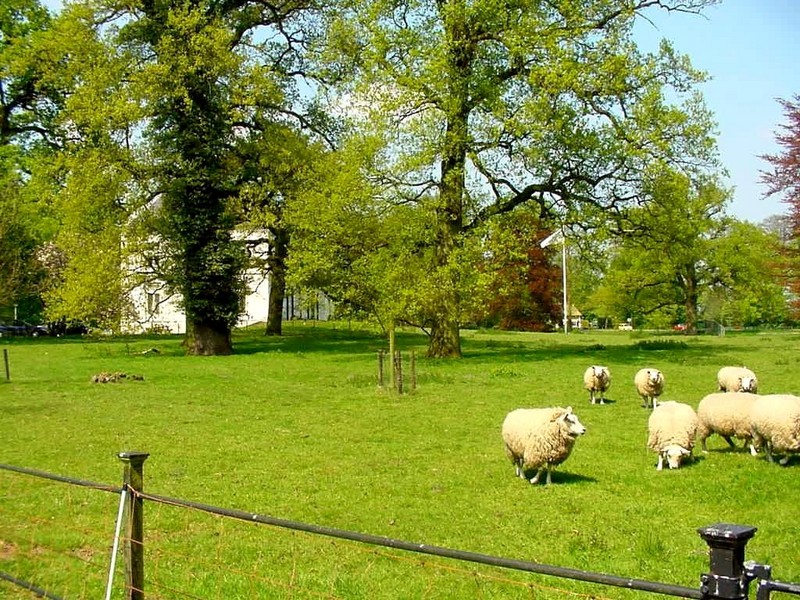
[647,401,699,470]
[717,366,758,393]
[634,368,665,409]
[696,392,758,452]
[750,394,800,465]
[502,406,587,485]
[583,366,611,405]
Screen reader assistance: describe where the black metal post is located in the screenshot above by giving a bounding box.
[119,451,150,600]
[698,523,757,600]
[3,348,9,382]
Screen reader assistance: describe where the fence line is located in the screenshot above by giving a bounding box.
[3,455,799,600]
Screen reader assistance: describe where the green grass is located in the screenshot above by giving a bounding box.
[1,324,799,599]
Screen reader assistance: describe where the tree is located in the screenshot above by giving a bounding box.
[466,210,561,331]
[43,0,324,354]
[761,95,800,319]
[761,95,800,236]
[316,0,719,356]
[598,171,787,331]
[0,0,57,317]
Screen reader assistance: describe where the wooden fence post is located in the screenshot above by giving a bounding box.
[698,523,757,600]
[119,451,150,600]
[409,351,416,393]
[393,350,403,394]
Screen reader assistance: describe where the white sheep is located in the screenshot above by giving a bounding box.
[634,368,665,409]
[717,366,758,393]
[502,406,586,485]
[583,365,611,405]
[750,394,800,465]
[647,401,699,470]
[696,392,758,452]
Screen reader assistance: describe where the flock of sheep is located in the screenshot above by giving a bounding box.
[501,365,800,485]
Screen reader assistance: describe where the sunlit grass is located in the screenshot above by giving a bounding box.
[1,324,799,598]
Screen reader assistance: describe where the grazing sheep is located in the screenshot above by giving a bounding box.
[502,406,587,485]
[647,401,699,470]
[634,368,665,409]
[750,394,800,465]
[717,366,758,393]
[696,392,758,452]
[583,365,611,405]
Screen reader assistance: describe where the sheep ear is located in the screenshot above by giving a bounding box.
[565,406,573,414]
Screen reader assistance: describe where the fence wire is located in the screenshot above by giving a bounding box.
[0,469,121,599]
[2,463,711,600]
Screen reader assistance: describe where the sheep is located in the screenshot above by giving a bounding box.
[634,368,665,409]
[696,392,758,452]
[647,401,699,470]
[717,366,758,394]
[501,406,586,485]
[750,394,800,465]
[583,365,611,405]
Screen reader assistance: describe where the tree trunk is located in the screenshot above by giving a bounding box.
[265,227,289,336]
[683,267,699,335]
[426,5,470,359]
[187,320,233,355]
[428,314,462,358]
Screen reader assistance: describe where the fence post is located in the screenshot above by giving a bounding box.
[3,348,9,382]
[409,350,416,393]
[698,523,757,600]
[119,451,150,600]
[393,350,403,394]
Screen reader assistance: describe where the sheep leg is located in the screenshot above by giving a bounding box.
[722,435,736,449]
[656,454,665,471]
[545,468,553,485]
[779,455,791,466]
[700,436,709,453]
[529,468,545,484]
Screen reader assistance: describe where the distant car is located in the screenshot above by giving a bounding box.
[0,320,49,337]
[46,320,89,336]
[618,323,633,331]
[673,323,687,332]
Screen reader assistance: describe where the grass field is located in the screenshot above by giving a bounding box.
[1,323,799,599]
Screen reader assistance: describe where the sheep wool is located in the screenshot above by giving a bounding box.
[634,368,665,409]
[502,407,586,485]
[696,392,759,452]
[647,401,698,470]
[583,366,611,404]
[750,394,800,465]
[717,366,758,394]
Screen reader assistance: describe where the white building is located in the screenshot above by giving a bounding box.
[123,232,333,334]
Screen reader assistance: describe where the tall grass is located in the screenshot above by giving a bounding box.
[1,324,799,598]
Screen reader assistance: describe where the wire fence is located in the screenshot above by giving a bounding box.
[2,456,797,600]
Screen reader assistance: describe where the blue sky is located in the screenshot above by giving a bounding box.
[635,0,799,224]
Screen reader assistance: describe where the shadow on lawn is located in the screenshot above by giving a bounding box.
[231,326,751,366]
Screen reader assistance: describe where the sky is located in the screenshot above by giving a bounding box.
[635,0,799,224]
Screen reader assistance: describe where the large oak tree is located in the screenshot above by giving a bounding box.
[315,0,720,356]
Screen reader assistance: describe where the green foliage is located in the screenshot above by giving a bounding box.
[1,326,800,598]
[595,170,787,329]
[309,0,720,355]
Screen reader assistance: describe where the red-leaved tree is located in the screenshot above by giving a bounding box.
[761,94,800,318]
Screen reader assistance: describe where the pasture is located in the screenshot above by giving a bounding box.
[1,324,799,599]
